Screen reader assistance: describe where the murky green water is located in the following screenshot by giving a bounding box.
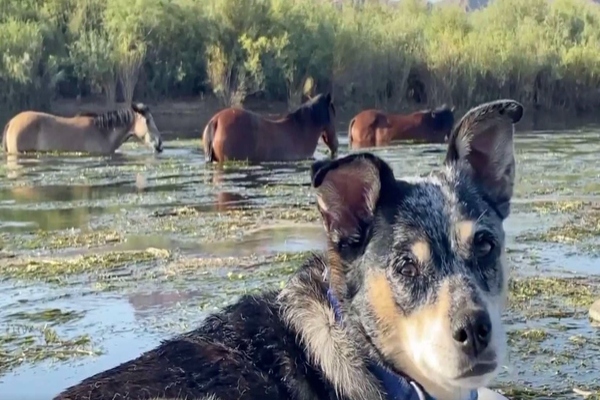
[0,129,599,399]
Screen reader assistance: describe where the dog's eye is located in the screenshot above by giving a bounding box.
[474,233,495,258]
[398,258,419,277]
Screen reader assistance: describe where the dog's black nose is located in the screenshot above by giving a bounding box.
[452,308,492,357]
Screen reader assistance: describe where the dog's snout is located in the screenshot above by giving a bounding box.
[452,308,492,357]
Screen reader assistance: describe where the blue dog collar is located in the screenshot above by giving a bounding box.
[326,288,478,400]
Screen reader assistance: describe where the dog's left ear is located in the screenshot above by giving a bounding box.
[311,153,395,248]
[445,99,524,219]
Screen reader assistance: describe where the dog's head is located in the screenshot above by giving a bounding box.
[311,99,523,396]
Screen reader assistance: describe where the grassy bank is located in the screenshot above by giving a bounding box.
[1,0,600,121]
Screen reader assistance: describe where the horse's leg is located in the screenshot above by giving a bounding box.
[202,119,217,163]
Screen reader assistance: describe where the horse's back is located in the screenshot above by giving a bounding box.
[4,111,89,153]
[349,109,387,148]
[9,110,47,125]
[4,111,49,153]
[388,109,450,143]
[214,107,256,129]
[205,107,261,162]
[353,109,384,128]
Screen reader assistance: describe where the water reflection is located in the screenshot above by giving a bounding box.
[0,183,137,232]
[128,289,204,316]
[4,154,28,179]
[201,162,311,213]
[206,166,257,212]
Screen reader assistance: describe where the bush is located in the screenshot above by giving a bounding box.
[0,18,46,115]
[1,0,600,115]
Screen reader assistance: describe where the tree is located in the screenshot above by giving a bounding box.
[69,29,118,105]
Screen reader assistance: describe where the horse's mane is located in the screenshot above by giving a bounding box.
[89,108,136,131]
[287,94,329,124]
[433,104,452,113]
[420,104,452,114]
[78,103,150,132]
[76,111,98,117]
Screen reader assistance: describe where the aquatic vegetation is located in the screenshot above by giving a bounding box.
[0,324,100,374]
[0,132,599,399]
[0,250,170,283]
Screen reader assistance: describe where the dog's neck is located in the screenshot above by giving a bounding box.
[327,288,478,400]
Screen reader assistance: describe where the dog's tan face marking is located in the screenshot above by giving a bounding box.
[366,270,467,394]
[367,270,449,351]
[366,270,411,371]
[410,240,431,266]
[455,220,475,248]
[366,271,400,335]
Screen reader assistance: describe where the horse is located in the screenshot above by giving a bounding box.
[202,93,338,163]
[348,105,455,149]
[2,103,163,155]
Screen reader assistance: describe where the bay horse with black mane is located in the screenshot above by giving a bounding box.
[202,93,338,163]
[2,103,163,155]
[348,105,455,149]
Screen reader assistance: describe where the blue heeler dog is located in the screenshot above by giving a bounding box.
[55,99,524,400]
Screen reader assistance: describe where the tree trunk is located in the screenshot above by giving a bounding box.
[103,79,117,107]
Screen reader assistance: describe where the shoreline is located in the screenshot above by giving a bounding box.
[6,96,598,139]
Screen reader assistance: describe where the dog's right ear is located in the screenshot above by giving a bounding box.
[311,153,395,248]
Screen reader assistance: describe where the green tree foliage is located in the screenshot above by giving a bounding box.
[0,19,46,113]
[1,0,600,118]
[69,29,117,105]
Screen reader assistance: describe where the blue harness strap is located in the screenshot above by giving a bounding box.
[326,288,478,400]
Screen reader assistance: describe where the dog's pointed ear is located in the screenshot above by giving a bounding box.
[445,99,524,219]
[311,153,395,247]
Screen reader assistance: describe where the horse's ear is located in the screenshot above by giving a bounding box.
[131,103,148,114]
[445,99,524,219]
[311,153,395,247]
[325,92,332,104]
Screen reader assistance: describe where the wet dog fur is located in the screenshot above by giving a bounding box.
[54,99,524,400]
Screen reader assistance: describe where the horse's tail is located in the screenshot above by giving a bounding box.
[202,119,217,163]
[2,121,9,153]
[347,118,355,148]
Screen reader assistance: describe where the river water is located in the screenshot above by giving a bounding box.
[0,129,599,399]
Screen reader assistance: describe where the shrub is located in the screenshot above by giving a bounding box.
[1,0,600,114]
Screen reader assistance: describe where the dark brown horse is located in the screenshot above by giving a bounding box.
[348,105,455,149]
[202,93,338,163]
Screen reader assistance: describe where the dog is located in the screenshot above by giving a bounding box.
[54,99,524,400]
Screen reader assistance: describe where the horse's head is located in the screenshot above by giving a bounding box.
[131,103,163,153]
[424,104,456,143]
[307,92,338,159]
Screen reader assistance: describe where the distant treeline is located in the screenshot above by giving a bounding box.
[1,0,600,117]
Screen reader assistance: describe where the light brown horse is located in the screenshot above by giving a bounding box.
[2,103,163,155]
[348,105,455,149]
[202,93,338,163]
